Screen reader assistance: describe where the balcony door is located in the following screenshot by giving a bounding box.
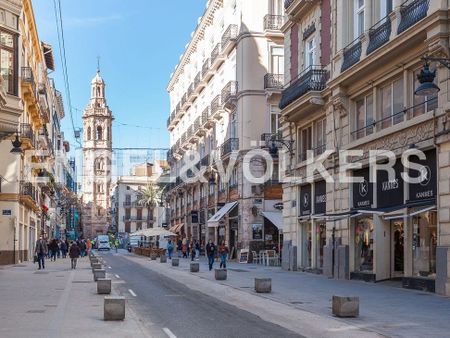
[380,0,393,19]
[270,46,284,75]
[271,0,283,16]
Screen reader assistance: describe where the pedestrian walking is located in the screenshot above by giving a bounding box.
[115,239,119,253]
[182,238,188,258]
[167,240,174,259]
[177,239,182,257]
[79,240,86,257]
[195,240,200,260]
[57,240,61,259]
[60,240,67,258]
[86,239,92,255]
[206,239,216,271]
[34,236,48,270]
[49,239,58,261]
[69,241,81,269]
[218,241,228,269]
[190,241,196,261]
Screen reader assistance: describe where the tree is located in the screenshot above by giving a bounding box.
[137,183,164,228]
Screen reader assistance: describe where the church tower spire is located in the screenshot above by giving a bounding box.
[82,68,113,238]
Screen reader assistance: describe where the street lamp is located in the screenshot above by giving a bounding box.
[10,133,22,154]
[415,56,450,96]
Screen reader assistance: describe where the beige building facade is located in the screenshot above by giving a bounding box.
[167,0,285,256]
[280,0,450,295]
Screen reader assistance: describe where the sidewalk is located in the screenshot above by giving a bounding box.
[0,256,149,338]
[127,254,450,338]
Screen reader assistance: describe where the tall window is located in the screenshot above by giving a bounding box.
[413,69,438,117]
[271,0,283,15]
[380,78,404,129]
[305,38,316,68]
[354,0,365,38]
[270,105,281,134]
[298,126,312,161]
[354,94,374,139]
[0,29,17,95]
[380,0,393,18]
[87,126,91,140]
[271,46,284,74]
[230,112,238,139]
[314,118,326,155]
[97,126,103,140]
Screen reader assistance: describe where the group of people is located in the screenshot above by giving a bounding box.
[34,236,93,270]
[166,238,229,271]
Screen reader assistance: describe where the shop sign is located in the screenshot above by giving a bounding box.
[252,223,263,240]
[273,202,283,210]
[2,209,12,216]
[299,184,311,216]
[377,159,404,209]
[409,149,437,202]
[353,168,373,209]
[314,181,326,214]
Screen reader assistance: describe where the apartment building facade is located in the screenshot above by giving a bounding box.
[167,0,285,257]
[112,162,168,236]
[0,0,73,264]
[280,0,450,295]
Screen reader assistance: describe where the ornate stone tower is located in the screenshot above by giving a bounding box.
[82,70,113,238]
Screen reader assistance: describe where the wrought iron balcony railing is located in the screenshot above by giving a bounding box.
[202,58,210,78]
[221,81,238,104]
[194,72,201,88]
[366,16,392,55]
[221,24,238,49]
[221,138,239,157]
[210,43,222,65]
[341,37,362,72]
[279,65,328,109]
[284,0,295,9]
[201,107,210,124]
[397,0,429,34]
[210,95,222,115]
[20,123,34,142]
[21,67,34,83]
[264,15,284,30]
[20,181,37,201]
[264,73,284,89]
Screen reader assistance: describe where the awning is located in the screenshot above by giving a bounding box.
[174,223,184,233]
[312,211,359,222]
[207,201,239,228]
[384,205,436,220]
[131,228,176,237]
[261,211,284,231]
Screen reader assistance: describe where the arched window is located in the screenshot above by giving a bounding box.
[95,158,104,171]
[96,87,100,96]
[97,126,103,140]
[87,126,91,140]
[106,127,109,141]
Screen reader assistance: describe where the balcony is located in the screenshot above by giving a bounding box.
[123,201,145,208]
[221,24,238,55]
[201,154,210,167]
[284,0,318,19]
[210,43,224,70]
[189,125,198,143]
[341,38,362,73]
[221,81,238,111]
[20,123,35,149]
[201,107,213,129]
[366,16,392,55]
[123,216,146,222]
[279,65,328,110]
[264,73,284,90]
[397,0,429,34]
[20,181,39,211]
[221,138,239,157]
[263,15,284,33]
[194,116,205,137]
[202,58,212,82]
[210,95,224,119]
[194,72,203,93]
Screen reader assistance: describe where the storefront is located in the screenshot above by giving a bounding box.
[298,184,312,269]
[206,201,238,246]
[350,149,437,291]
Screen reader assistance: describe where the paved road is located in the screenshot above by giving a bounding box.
[98,250,302,338]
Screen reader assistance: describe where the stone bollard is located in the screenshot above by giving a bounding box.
[93,269,106,282]
[255,278,272,293]
[97,278,111,294]
[90,258,99,265]
[150,253,157,260]
[332,296,359,318]
[160,255,167,263]
[190,262,200,272]
[215,269,227,280]
[104,296,125,321]
[171,258,179,267]
[92,263,102,271]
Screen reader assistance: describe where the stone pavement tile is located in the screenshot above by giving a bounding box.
[129,254,450,338]
[0,257,150,338]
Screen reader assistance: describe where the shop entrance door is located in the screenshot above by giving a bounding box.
[391,221,404,278]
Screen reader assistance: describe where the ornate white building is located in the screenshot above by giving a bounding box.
[82,70,113,238]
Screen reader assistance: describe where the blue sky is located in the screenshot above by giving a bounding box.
[33,0,206,151]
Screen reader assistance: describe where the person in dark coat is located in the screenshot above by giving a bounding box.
[206,240,216,271]
[34,236,48,270]
[69,242,81,269]
[60,240,67,258]
[49,239,58,261]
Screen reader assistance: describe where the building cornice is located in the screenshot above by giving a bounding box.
[167,0,223,92]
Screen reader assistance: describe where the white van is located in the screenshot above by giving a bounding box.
[97,235,111,251]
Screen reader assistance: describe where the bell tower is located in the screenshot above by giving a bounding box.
[82,69,113,238]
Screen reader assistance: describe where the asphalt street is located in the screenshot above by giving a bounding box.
[98,250,303,338]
